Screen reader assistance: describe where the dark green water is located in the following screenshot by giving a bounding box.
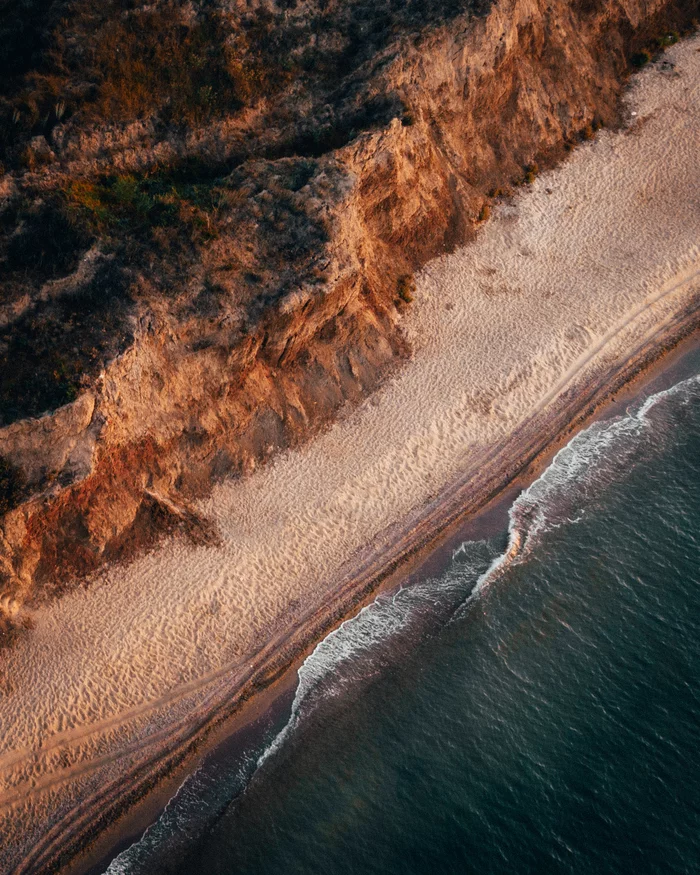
[105,368,700,875]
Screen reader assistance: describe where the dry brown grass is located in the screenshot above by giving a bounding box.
[90,7,251,125]
[0,0,298,161]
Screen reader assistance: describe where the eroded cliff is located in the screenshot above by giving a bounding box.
[0,0,696,633]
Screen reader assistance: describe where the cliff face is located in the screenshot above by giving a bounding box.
[0,0,695,628]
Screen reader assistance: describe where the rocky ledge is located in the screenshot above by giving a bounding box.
[0,0,696,634]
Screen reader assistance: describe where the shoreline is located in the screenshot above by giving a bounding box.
[79,323,700,875]
[2,35,700,875]
[36,304,700,875]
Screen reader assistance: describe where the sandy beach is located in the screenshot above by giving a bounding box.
[1,34,700,874]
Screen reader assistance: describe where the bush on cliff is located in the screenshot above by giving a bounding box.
[0,457,26,515]
[397,274,416,303]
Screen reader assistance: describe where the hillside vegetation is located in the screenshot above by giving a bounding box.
[0,0,696,628]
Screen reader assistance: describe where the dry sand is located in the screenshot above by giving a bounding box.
[2,35,700,874]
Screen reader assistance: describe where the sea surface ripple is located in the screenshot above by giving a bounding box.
[105,369,700,875]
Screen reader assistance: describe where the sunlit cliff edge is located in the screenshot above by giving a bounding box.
[0,0,696,633]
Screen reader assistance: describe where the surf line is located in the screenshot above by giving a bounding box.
[460,369,700,611]
[103,370,700,875]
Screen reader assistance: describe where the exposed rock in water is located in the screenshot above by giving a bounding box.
[0,0,696,627]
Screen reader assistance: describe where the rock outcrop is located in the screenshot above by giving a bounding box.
[0,0,696,629]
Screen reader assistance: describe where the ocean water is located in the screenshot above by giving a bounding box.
[105,365,700,875]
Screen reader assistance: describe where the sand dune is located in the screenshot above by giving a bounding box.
[2,36,700,873]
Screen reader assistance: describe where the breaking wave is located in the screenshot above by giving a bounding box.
[464,372,700,601]
[104,372,700,875]
[260,374,700,770]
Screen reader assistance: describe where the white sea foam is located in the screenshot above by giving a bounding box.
[105,751,259,875]
[107,371,700,874]
[257,582,448,769]
[107,566,489,874]
[261,373,700,777]
[469,371,700,600]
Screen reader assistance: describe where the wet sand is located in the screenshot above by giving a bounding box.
[80,329,700,875]
[1,35,700,875]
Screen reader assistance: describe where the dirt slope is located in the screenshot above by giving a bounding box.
[0,0,696,631]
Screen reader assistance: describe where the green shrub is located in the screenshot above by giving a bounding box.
[478,204,490,222]
[397,274,415,303]
[655,32,679,49]
[523,163,539,184]
[631,49,653,68]
[62,171,223,242]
